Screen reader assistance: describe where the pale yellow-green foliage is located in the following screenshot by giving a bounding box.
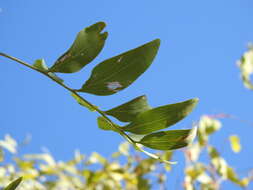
[1,116,252,190]
[238,45,253,90]
[183,116,249,190]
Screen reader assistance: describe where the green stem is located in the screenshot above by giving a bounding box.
[0,52,135,140]
[0,52,173,164]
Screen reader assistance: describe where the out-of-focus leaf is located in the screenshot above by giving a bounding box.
[118,142,130,156]
[138,128,197,150]
[196,173,212,185]
[0,135,17,154]
[97,116,117,131]
[122,98,198,134]
[185,142,201,162]
[229,135,241,153]
[238,46,253,90]
[185,163,205,180]
[3,177,22,190]
[207,146,220,159]
[134,158,157,175]
[87,152,107,165]
[137,176,151,190]
[239,178,250,187]
[198,116,221,146]
[50,22,108,73]
[71,93,96,111]
[0,149,3,162]
[14,158,34,170]
[227,167,241,185]
[78,39,160,95]
[208,146,229,179]
[199,116,221,135]
[24,153,56,166]
[105,95,151,122]
[33,59,64,83]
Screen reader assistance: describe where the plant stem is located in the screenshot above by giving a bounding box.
[0,52,174,164]
[0,52,134,141]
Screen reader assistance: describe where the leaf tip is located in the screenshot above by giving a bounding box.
[192,97,199,103]
[86,21,107,33]
[190,98,199,108]
[153,38,161,46]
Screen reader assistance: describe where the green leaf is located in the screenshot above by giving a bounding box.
[33,59,48,72]
[229,135,241,153]
[33,59,64,83]
[122,98,198,134]
[227,167,241,185]
[138,127,197,150]
[71,93,96,111]
[4,177,22,190]
[78,39,160,95]
[207,146,220,159]
[50,22,108,73]
[97,116,116,131]
[105,95,151,122]
[137,176,151,190]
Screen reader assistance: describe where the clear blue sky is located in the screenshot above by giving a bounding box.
[1,0,253,188]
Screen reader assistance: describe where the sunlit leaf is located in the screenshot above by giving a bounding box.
[0,134,17,154]
[138,128,197,150]
[227,167,241,185]
[198,116,221,147]
[122,98,198,134]
[239,178,250,187]
[105,95,151,122]
[208,146,229,179]
[50,22,108,73]
[199,116,221,135]
[238,46,253,90]
[185,163,205,180]
[118,142,130,156]
[78,39,160,95]
[229,135,241,153]
[4,177,22,190]
[87,152,107,165]
[71,93,96,111]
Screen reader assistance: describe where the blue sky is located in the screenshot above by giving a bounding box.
[1,0,253,188]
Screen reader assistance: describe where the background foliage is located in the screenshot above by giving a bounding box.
[1,116,252,190]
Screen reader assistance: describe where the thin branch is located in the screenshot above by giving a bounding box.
[0,52,174,164]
